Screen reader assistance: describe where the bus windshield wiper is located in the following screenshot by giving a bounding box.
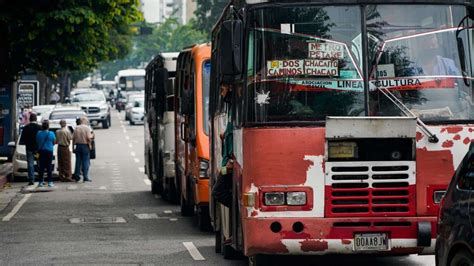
[376,86,439,143]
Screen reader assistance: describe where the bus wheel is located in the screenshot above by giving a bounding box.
[151,179,161,194]
[215,229,221,253]
[197,206,212,232]
[248,254,270,266]
[221,224,239,259]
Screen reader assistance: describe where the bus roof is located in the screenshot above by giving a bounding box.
[117,69,145,77]
[162,52,179,73]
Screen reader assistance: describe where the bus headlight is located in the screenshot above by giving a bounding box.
[433,190,446,204]
[199,159,209,178]
[287,192,307,206]
[264,192,285,206]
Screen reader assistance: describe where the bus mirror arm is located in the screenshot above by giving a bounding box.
[378,87,439,143]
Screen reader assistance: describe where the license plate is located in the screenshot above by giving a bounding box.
[354,233,389,251]
[328,142,356,158]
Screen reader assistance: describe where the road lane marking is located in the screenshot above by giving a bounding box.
[169,218,178,222]
[138,167,145,173]
[99,186,107,190]
[134,158,140,163]
[125,136,130,140]
[130,151,136,157]
[128,143,133,148]
[144,179,151,185]
[164,210,173,214]
[134,213,159,219]
[183,242,205,261]
[2,194,32,222]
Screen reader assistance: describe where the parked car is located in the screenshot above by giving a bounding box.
[31,105,55,122]
[71,90,111,129]
[128,98,145,125]
[47,107,86,131]
[125,93,144,121]
[435,142,474,266]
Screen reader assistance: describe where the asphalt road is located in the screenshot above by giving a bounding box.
[0,110,435,265]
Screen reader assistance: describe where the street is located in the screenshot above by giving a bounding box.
[0,110,435,265]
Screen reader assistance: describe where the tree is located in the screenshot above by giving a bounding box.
[0,0,142,83]
[98,18,207,80]
[194,0,228,38]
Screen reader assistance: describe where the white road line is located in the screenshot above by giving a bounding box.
[2,194,32,222]
[164,210,173,214]
[130,151,136,157]
[128,143,133,148]
[134,158,140,163]
[99,186,107,190]
[144,179,151,185]
[183,242,205,261]
[125,136,130,140]
[138,167,145,173]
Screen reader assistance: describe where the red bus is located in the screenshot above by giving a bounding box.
[209,0,474,264]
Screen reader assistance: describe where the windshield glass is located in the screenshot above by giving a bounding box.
[134,100,144,108]
[367,5,474,122]
[121,76,145,91]
[50,111,85,120]
[203,61,211,135]
[72,92,106,102]
[247,6,365,123]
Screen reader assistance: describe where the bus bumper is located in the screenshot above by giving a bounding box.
[243,217,436,256]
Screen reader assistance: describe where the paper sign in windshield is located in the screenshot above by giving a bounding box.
[308,42,344,59]
[267,59,339,77]
[267,60,304,76]
[304,60,338,76]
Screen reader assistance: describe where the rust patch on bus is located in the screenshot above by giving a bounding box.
[300,239,329,252]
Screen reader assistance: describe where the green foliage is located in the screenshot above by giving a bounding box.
[99,18,207,79]
[194,0,228,38]
[0,0,142,81]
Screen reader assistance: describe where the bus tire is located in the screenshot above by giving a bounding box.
[450,250,473,266]
[197,205,212,232]
[215,229,221,253]
[248,254,270,266]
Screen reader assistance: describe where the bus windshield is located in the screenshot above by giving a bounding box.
[368,5,474,122]
[246,4,473,124]
[119,76,145,91]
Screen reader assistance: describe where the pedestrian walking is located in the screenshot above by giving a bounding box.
[36,120,56,187]
[19,113,42,186]
[73,116,94,182]
[55,120,74,182]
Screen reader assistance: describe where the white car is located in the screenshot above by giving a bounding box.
[129,98,145,125]
[71,90,111,129]
[31,105,55,122]
[11,112,81,182]
[125,93,144,121]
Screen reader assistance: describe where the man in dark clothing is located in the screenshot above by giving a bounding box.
[19,113,42,185]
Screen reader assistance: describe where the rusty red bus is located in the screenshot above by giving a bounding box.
[209,0,474,264]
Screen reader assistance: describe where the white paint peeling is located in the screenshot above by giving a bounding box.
[417,127,474,170]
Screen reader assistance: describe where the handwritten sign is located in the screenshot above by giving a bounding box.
[267,60,304,77]
[304,60,338,76]
[308,42,344,59]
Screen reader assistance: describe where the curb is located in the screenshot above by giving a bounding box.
[0,162,13,190]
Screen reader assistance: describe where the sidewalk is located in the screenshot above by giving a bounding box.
[0,162,12,190]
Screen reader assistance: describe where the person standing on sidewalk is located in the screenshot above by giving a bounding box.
[73,116,94,182]
[55,120,73,182]
[19,113,41,186]
[36,120,56,187]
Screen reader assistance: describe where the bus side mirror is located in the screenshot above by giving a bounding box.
[220,19,243,81]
